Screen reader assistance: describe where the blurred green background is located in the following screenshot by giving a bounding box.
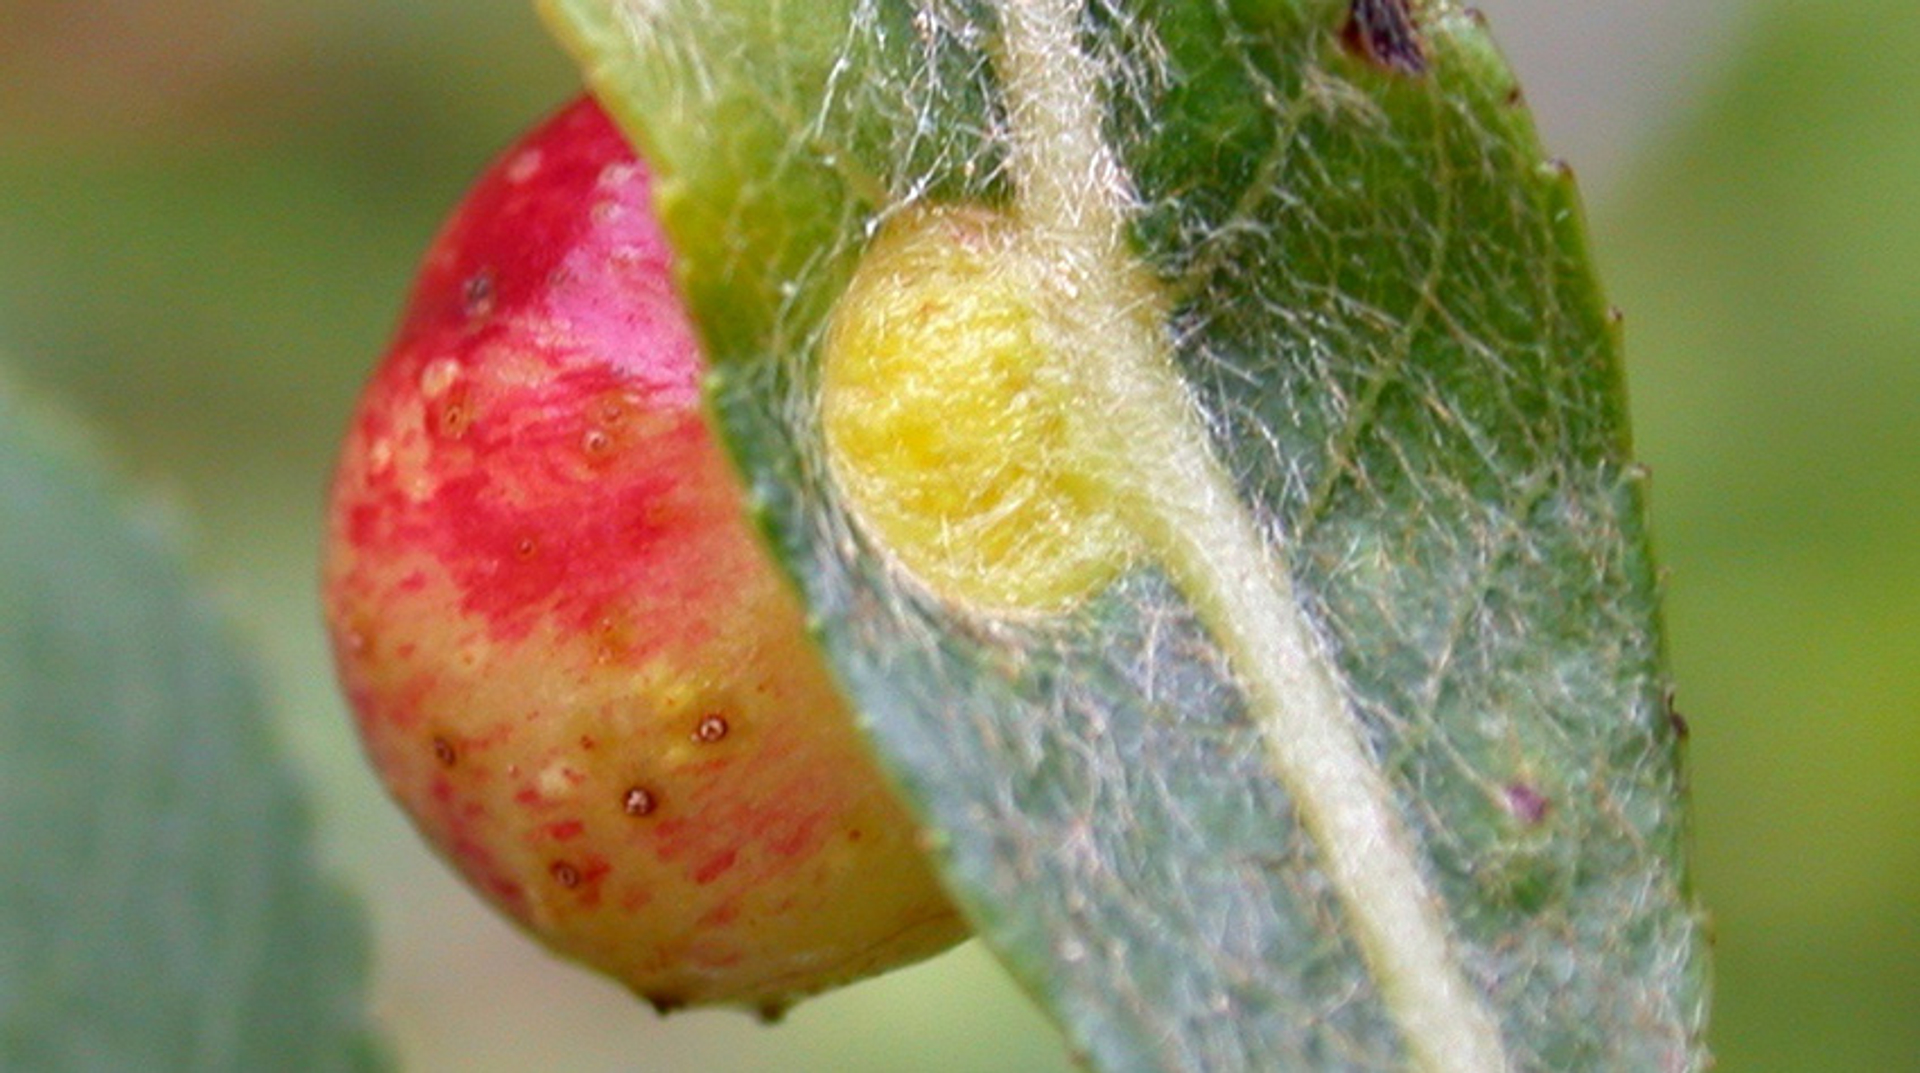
[2,0,1912,1068]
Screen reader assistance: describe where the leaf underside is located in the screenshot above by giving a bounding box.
[542,1,1709,1069]
[0,394,381,1071]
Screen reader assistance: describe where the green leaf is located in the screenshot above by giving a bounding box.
[0,387,383,1070]
[540,0,1709,1068]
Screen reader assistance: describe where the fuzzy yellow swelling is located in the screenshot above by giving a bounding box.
[821,205,1135,615]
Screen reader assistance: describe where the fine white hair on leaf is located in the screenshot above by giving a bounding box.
[990,0,1512,1069]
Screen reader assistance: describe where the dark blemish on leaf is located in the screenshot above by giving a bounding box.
[1503,782,1552,826]
[622,786,659,817]
[646,993,686,1016]
[1665,687,1691,742]
[432,736,458,768]
[462,271,495,318]
[1504,85,1524,107]
[550,860,582,888]
[693,713,729,744]
[1341,0,1428,76]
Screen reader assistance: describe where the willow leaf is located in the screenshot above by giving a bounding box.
[539,1,1709,1068]
[0,390,383,1070]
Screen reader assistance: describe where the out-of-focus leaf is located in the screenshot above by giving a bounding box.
[541,0,1708,1068]
[0,384,383,1070]
[1605,1,1920,1067]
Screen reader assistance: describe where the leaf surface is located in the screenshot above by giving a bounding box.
[540,1,1709,1068]
[0,390,382,1070]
